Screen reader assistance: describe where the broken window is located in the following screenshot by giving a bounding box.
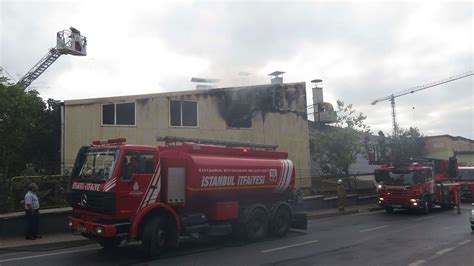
[227,103,252,128]
[169,100,198,127]
[101,102,135,126]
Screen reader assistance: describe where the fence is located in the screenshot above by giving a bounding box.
[0,173,377,213]
[0,175,69,214]
[299,174,377,197]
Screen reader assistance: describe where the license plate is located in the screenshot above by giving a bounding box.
[392,204,401,208]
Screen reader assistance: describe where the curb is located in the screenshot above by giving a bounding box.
[368,207,384,212]
[0,239,94,253]
[307,209,359,220]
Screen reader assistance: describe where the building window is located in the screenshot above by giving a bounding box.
[227,103,252,128]
[102,102,136,126]
[169,100,198,127]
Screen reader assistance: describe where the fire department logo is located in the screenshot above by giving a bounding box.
[270,169,277,181]
[129,181,144,196]
[79,193,88,207]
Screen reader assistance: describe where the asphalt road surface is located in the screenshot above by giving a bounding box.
[1,203,473,266]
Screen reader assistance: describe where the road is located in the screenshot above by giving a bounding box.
[0,203,472,266]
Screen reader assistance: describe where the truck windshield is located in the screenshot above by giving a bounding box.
[375,170,425,185]
[78,148,118,182]
[459,168,474,180]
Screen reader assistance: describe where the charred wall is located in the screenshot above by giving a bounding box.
[203,83,307,128]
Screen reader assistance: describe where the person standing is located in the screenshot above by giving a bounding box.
[25,183,41,240]
[336,179,346,212]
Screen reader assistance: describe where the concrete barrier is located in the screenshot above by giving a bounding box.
[0,208,72,238]
[300,194,378,211]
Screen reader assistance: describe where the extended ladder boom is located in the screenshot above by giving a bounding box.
[17,48,62,89]
[16,27,87,89]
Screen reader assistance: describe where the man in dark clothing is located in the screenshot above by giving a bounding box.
[337,179,346,212]
[24,182,41,240]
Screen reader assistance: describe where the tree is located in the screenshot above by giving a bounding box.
[310,100,371,179]
[0,77,62,181]
[385,127,425,161]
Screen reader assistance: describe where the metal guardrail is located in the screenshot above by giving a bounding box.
[298,174,377,197]
[0,175,69,214]
[157,136,278,150]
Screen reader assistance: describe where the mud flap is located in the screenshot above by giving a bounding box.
[291,212,307,230]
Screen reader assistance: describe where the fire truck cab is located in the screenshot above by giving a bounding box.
[375,159,461,214]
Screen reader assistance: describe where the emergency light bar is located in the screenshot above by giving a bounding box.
[92,138,127,146]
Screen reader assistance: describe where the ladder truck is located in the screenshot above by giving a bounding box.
[16,27,87,89]
[366,139,461,214]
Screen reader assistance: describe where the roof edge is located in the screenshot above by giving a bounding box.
[64,82,306,106]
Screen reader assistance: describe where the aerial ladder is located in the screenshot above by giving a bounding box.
[16,27,87,89]
[371,71,473,137]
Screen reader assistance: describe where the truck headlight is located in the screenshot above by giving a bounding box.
[471,210,474,218]
[379,197,384,201]
[68,220,73,227]
[377,184,382,189]
[95,226,104,235]
[410,199,417,202]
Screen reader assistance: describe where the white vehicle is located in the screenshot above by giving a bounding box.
[470,203,474,231]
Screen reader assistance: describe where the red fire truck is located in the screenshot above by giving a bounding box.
[375,159,461,214]
[67,137,307,258]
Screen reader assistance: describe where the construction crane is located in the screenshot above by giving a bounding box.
[371,71,473,137]
[16,27,87,89]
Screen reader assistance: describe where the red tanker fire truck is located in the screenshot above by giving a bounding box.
[67,137,307,258]
[375,158,461,214]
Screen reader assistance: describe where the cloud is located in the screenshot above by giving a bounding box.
[0,1,472,138]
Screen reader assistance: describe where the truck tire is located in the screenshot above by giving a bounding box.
[141,216,167,259]
[245,208,269,242]
[471,225,474,231]
[270,205,292,237]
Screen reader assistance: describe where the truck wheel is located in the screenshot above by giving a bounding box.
[97,238,119,249]
[142,216,167,259]
[385,207,394,213]
[471,226,474,231]
[270,205,292,237]
[245,208,269,242]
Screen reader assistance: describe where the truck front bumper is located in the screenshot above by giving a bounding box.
[68,216,128,238]
[379,200,422,210]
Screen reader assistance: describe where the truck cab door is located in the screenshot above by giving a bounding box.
[116,151,158,216]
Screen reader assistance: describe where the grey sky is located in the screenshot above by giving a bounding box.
[0,1,472,138]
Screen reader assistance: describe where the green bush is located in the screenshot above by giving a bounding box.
[1,175,68,213]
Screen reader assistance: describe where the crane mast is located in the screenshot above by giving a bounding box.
[371,71,473,137]
[16,27,87,89]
